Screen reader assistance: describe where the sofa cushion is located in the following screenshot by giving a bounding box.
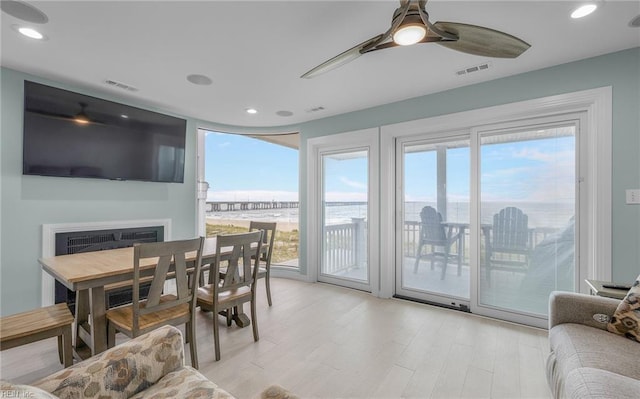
[549,323,640,381]
[33,325,184,399]
[563,367,640,399]
[607,274,640,342]
[129,367,234,399]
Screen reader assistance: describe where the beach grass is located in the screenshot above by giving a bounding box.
[205,223,299,263]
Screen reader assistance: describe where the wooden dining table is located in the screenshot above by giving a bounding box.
[38,237,252,359]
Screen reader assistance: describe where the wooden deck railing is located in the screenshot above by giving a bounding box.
[323,220,561,273]
[322,218,367,275]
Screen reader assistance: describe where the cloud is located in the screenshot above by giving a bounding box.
[339,176,367,190]
[323,191,368,202]
[218,141,231,148]
[513,148,574,163]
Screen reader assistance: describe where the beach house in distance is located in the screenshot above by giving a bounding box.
[1,1,639,398]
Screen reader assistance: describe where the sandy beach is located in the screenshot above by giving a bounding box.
[206,217,298,232]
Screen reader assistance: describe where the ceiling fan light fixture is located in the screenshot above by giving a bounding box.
[393,15,427,46]
[393,24,426,46]
[571,4,597,19]
[74,115,90,124]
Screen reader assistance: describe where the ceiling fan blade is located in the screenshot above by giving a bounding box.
[433,21,530,58]
[301,34,383,79]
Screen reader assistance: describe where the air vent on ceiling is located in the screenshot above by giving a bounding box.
[455,62,491,76]
[305,106,325,113]
[104,79,139,92]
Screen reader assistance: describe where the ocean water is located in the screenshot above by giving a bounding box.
[207,201,574,229]
[405,201,575,229]
[207,208,300,224]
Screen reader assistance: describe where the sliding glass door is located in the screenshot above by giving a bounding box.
[393,114,583,326]
[396,136,471,308]
[475,123,579,321]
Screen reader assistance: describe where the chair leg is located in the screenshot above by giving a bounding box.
[441,247,449,280]
[213,305,221,361]
[62,324,73,367]
[226,308,232,327]
[265,272,273,307]
[251,298,259,342]
[414,243,423,273]
[430,245,436,270]
[107,323,116,349]
[187,320,198,369]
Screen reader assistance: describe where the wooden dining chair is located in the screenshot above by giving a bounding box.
[215,222,277,306]
[250,221,277,306]
[105,237,204,369]
[196,231,262,361]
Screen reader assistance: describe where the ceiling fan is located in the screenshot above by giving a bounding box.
[27,102,105,126]
[301,0,530,79]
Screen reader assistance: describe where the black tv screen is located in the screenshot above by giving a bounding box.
[23,81,186,183]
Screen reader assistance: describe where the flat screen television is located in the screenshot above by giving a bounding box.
[23,81,187,183]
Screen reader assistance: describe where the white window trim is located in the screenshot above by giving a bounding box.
[307,128,380,295]
[196,129,207,237]
[379,86,612,299]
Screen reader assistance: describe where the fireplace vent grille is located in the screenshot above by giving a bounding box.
[55,226,164,312]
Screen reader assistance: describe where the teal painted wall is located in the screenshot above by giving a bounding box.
[2,48,638,316]
[0,68,201,316]
[298,47,640,282]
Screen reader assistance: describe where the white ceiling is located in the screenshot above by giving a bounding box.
[2,1,639,129]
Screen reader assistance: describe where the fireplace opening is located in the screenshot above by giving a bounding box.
[55,226,164,312]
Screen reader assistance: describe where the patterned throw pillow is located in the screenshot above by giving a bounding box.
[607,274,640,342]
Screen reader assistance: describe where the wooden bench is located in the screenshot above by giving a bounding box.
[0,303,74,367]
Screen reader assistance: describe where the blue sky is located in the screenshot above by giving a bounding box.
[205,129,575,203]
[205,132,299,201]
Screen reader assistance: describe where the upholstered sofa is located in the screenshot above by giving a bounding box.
[1,325,296,399]
[546,291,640,398]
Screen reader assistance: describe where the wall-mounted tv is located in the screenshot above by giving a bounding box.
[23,81,187,183]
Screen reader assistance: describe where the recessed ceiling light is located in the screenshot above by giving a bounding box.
[186,74,212,86]
[121,114,129,119]
[246,108,258,114]
[13,25,45,39]
[571,4,597,19]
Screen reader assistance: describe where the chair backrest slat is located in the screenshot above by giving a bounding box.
[215,231,263,292]
[144,254,172,308]
[492,207,528,250]
[249,221,277,263]
[419,206,447,243]
[132,237,204,320]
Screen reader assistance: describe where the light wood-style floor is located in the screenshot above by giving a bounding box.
[0,278,551,398]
